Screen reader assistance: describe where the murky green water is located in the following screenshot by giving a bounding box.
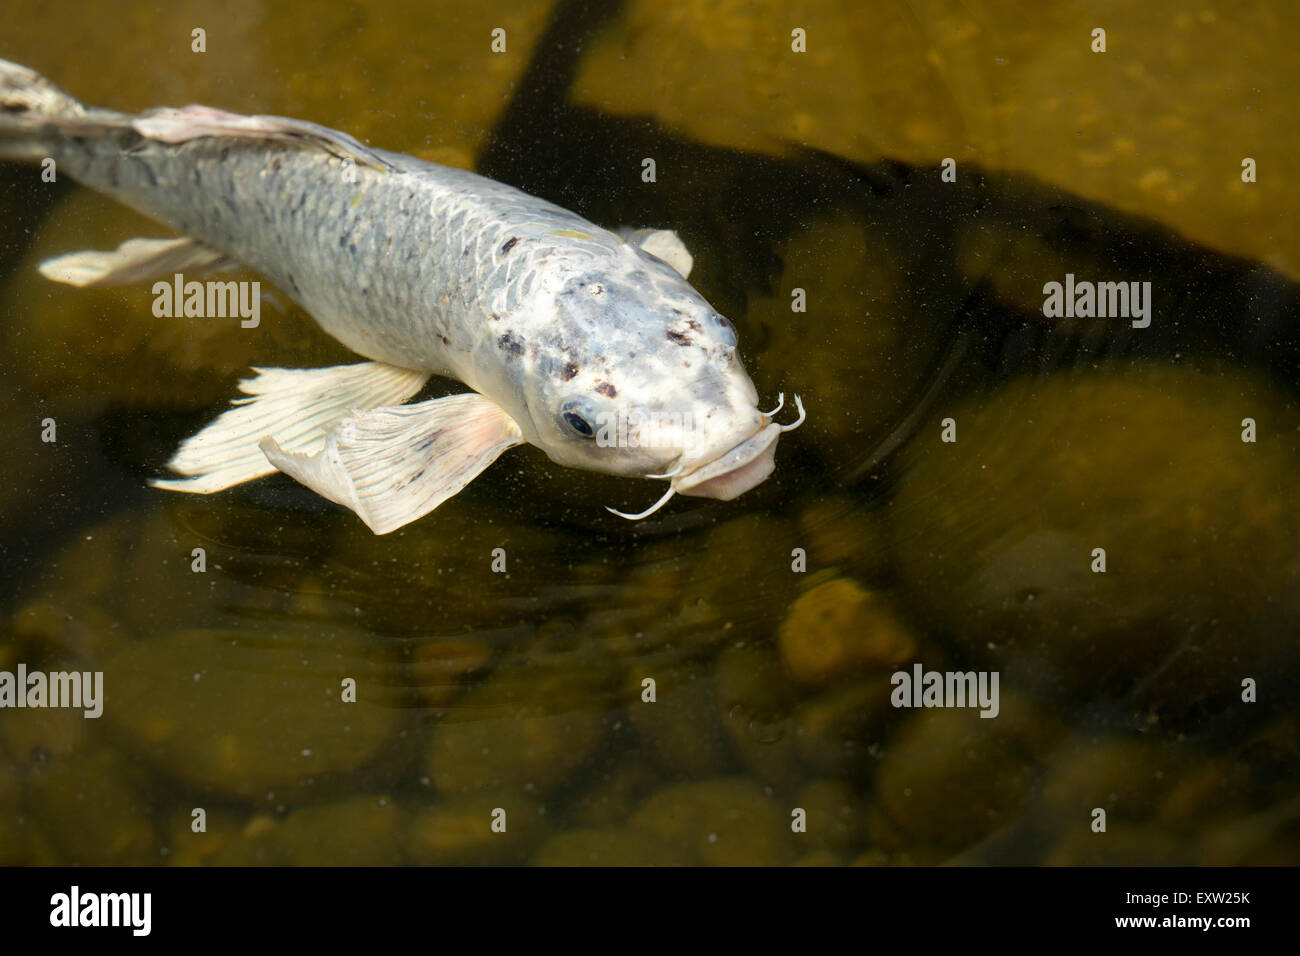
[2,0,1298,865]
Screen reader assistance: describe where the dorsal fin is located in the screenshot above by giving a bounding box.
[132,106,397,171]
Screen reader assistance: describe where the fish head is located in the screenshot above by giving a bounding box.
[513,244,803,511]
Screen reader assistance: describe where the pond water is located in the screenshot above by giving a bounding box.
[1,0,1297,865]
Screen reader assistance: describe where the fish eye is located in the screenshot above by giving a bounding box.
[559,398,598,439]
[564,412,594,437]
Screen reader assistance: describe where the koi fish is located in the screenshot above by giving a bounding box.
[0,59,803,532]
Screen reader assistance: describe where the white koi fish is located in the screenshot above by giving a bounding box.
[0,59,804,532]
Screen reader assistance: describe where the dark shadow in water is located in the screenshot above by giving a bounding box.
[0,166,146,605]
[471,0,1300,750]
[480,0,1300,492]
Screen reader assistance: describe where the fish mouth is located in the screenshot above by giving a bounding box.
[604,394,805,520]
[674,423,782,500]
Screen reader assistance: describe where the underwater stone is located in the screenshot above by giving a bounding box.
[793,675,897,775]
[778,577,917,687]
[425,662,608,795]
[713,642,803,788]
[407,789,548,865]
[626,656,731,777]
[564,751,662,829]
[793,778,865,855]
[874,695,1064,850]
[1036,737,1184,826]
[102,628,402,801]
[24,744,157,865]
[258,795,405,866]
[890,365,1300,715]
[629,778,796,867]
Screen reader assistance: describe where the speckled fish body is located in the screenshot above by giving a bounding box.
[0,59,804,531]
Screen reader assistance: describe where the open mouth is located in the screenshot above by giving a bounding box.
[605,394,806,520]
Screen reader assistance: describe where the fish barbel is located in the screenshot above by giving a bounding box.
[0,59,804,532]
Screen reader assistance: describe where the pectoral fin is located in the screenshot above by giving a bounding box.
[38,236,237,287]
[152,362,429,493]
[259,392,524,534]
[617,227,693,278]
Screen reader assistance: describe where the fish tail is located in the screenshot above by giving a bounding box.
[0,58,396,171]
[0,58,127,161]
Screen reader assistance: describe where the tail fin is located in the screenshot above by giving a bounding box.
[0,58,123,161]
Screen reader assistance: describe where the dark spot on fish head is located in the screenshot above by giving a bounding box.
[595,381,617,398]
[498,332,525,357]
[491,312,502,321]
[686,318,702,333]
[667,329,692,346]
[501,236,520,254]
[437,332,450,345]
[712,313,738,347]
[562,362,579,381]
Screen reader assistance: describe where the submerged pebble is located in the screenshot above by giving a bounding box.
[890,365,1300,715]
[628,778,796,867]
[23,744,157,865]
[793,778,864,855]
[873,696,1064,850]
[425,661,611,795]
[248,795,405,866]
[778,577,917,687]
[103,629,403,802]
[793,675,898,776]
[713,642,802,788]
[625,655,732,777]
[407,789,549,865]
